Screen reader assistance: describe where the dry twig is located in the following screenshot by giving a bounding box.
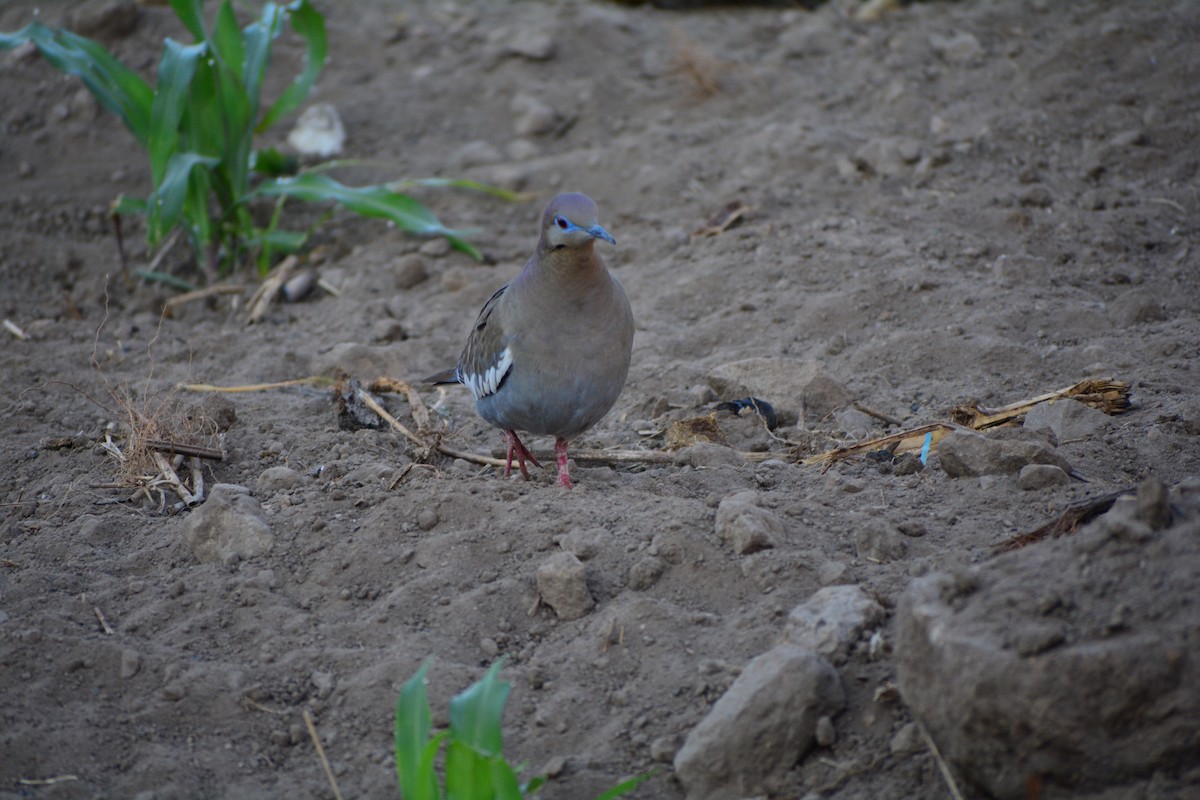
[303,710,344,800]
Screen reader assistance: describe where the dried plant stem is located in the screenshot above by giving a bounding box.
[917,720,965,800]
[303,710,344,800]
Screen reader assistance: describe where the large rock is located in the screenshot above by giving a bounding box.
[895,481,1200,798]
[183,484,273,564]
[706,358,850,421]
[938,429,1072,478]
[781,585,886,660]
[674,645,845,800]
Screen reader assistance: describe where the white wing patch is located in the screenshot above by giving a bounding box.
[465,346,512,400]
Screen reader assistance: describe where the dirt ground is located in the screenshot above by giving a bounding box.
[2,1,1198,798]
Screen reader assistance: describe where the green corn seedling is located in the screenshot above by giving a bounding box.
[396,660,654,800]
[1,0,497,282]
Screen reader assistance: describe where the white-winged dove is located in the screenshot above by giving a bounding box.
[426,193,634,488]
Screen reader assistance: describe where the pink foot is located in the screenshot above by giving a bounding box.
[504,430,540,480]
[555,436,573,489]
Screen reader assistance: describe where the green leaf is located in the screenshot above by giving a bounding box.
[250,228,307,252]
[396,663,441,800]
[241,2,285,118]
[148,151,220,244]
[251,147,299,177]
[254,174,482,260]
[487,758,525,800]
[1,24,153,144]
[149,39,204,185]
[167,0,206,41]
[134,269,197,292]
[256,0,327,133]
[113,195,148,216]
[390,177,530,202]
[449,660,509,758]
[592,770,658,800]
[520,775,547,795]
[211,1,245,83]
[445,740,492,800]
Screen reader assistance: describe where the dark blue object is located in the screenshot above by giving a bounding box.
[716,397,778,430]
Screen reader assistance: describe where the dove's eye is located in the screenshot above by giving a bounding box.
[555,216,569,229]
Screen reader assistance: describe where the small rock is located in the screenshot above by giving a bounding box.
[120,648,142,679]
[715,491,782,555]
[287,103,345,158]
[1111,287,1168,327]
[559,527,609,560]
[781,585,886,658]
[480,637,500,658]
[505,28,556,60]
[856,519,906,563]
[311,671,336,699]
[815,715,837,747]
[1018,463,1071,490]
[419,238,452,258]
[929,31,984,64]
[183,484,273,563]
[1024,399,1110,442]
[1019,186,1053,208]
[393,254,429,290]
[372,318,408,343]
[417,509,439,531]
[938,430,1072,478]
[282,270,317,302]
[674,645,845,800]
[542,755,567,778]
[854,136,923,177]
[1135,476,1171,531]
[450,139,503,170]
[537,552,594,620]
[256,466,301,495]
[890,721,923,755]
[511,93,560,137]
[818,561,848,586]
[628,557,665,591]
[673,442,745,469]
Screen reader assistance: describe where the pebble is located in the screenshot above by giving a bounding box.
[256,466,301,495]
[419,237,452,258]
[120,648,142,679]
[511,93,560,137]
[855,519,907,563]
[929,31,984,64]
[890,721,924,755]
[417,509,439,531]
[392,254,429,290]
[505,28,556,61]
[480,637,500,658]
[559,527,609,560]
[815,715,837,747]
